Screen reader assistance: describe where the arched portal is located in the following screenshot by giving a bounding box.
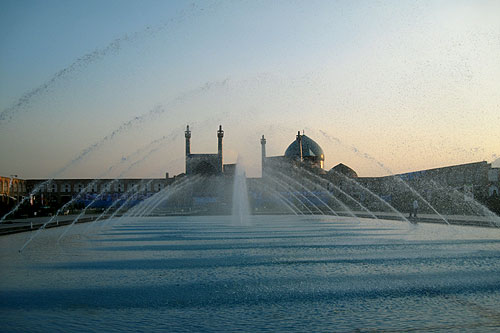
[193,161,218,175]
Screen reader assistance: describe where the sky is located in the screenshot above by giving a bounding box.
[0,0,499,179]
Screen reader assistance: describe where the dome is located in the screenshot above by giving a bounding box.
[329,163,358,178]
[284,135,324,160]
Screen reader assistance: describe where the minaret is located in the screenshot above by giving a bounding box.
[260,135,266,177]
[185,125,191,174]
[217,125,224,173]
[296,131,303,162]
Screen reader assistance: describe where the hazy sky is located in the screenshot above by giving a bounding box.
[1,0,499,179]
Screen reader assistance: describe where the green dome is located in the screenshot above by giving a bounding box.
[284,135,324,160]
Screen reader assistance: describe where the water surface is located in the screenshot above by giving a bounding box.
[1,216,500,331]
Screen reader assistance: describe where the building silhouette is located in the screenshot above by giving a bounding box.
[184,125,229,175]
[1,127,499,218]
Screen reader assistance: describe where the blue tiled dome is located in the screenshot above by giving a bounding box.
[284,135,324,160]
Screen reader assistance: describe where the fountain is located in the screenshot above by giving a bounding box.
[1,1,499,330]
[3,124,500,332]
[231,157,251,225]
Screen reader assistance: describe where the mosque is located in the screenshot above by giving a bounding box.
[183,125,336,177]
[259,131,358,178]
[180,125,499,214]
[184,125,225,175]
[1,125,499,217]
[261,131,326,175]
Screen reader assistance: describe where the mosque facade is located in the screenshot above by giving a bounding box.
[184,125,236,176]
[260,131,326,177]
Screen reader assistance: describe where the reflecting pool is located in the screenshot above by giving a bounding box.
[1,216,500,331]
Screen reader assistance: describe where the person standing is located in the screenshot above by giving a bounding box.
[411,199,419,218]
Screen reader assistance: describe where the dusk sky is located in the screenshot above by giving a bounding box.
[1,0,499,179]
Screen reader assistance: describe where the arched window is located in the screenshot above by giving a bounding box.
[103,183,113,192]
[61,183,71,193]
[48,183,58,193]
[88,183,98,193]
[489,185,499,197]
[75,183,85,193]
[115,183,124,193]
